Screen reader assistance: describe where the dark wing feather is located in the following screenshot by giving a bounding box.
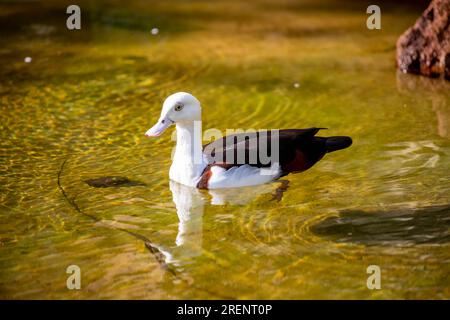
[202,128,328,173]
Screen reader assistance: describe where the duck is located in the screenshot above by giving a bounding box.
[145,92,352,189]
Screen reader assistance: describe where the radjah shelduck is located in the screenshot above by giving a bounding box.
[146,92,352,189]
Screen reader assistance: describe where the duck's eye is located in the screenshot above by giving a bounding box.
[174,103,184,112]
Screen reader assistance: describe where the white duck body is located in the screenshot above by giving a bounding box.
[206,163,281,189]
[168,119,281,188]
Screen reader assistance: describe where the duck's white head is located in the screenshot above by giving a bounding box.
[145,92,201,137]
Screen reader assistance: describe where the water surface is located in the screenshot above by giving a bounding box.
[0,0,449,299]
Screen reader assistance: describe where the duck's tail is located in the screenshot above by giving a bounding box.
[325,136,353,153]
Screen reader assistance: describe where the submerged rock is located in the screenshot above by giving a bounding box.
[311,204,450,246]
[396,0,450,80]
[84,176,146,188]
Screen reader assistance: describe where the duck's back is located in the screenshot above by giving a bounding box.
[198,128,352,189]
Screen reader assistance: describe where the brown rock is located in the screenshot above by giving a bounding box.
[396,0,450,80]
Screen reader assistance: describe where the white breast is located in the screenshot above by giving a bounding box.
[169,158,205,187]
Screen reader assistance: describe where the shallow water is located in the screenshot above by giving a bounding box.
[0,0,449,299]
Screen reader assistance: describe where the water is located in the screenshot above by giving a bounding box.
[0,0,449,299]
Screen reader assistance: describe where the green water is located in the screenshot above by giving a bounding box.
[1,0,449,299]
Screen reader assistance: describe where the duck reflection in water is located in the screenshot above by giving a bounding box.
[161,180,287,265]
